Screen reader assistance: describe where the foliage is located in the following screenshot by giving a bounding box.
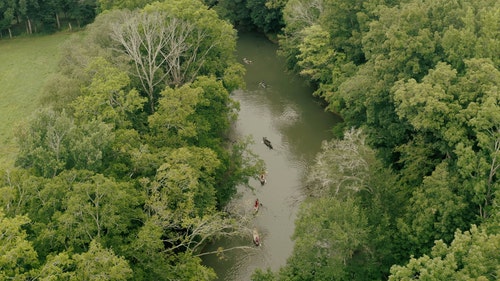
[273,0,500,280]
[73,56,146,128]
[0,0,96,36]
[15,109,114,177]
[98,0,151,10]
[209,0,285,33]
[279,197,370,280]
[246,0,285,33]
[3,1,258,280]
[5,0,499,279]
[148,84,202,146]
[36,240,133,281]
[252,268,277,281]
[397,162,471,256]
[108,1,238,112]
[389,225,500,281]
[0,210,38,279]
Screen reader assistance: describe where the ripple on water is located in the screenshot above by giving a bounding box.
[277,105,300,127]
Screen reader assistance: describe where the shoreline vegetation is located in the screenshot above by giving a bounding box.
[1,0,498,280]
[0,2,265,280]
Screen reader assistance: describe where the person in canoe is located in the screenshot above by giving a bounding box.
[259,172,267,185]
[254,198,260,213]
[243,57,253,64]
[253,228,261,246]
[263,137,273,149]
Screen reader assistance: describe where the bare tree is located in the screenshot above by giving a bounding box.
[305,128,374,198]
[284,0,324,31]
[111,10,221,112]
[146,187,255,257]
[112,11,178,112]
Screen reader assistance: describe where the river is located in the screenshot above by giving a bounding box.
[202,32,341,281]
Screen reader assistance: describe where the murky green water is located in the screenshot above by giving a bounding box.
[202,32,341,281]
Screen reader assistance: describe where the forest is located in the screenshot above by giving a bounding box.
[1,0,499,280]
[0,0,96,37]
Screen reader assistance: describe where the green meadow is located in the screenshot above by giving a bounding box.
[0,32,71,168]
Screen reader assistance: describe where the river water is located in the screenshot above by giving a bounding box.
[202,32,341,281]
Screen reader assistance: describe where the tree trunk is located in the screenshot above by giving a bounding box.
[8,28,12,38]
[68,22,72,31]
[27,18,32,34]
[56,13,61,29]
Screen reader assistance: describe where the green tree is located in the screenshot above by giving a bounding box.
[279,197,370,280]
[148,84,201,147]
[0,0,16,37]
[146,146,252,247]
[126,218,217,280]
[0,210,38,279]
[67,119,114,173]
[397,162,471,256]
[124,218,170,280]
[1,168,72,257]
[208,0,253,30]
[389,225,500,281]
[394,59,499,222]
[306,129,405,277]
[296,24,338,83]
[146,146,220,219]
[54,171,143,251]
[215,136,266,207]
[189,76,237,147]
[246,0,284,33]
[98,0,151,10]
[15,108,74,177]
[15,109,115,177]
[279,0,324,70]
[72,240,132,281]
[318,0,365,63]
[72,56,146,128]
[36,241,132,280]
[252,268,277,281]
[36,251,74,280]
[0,168,42,218]
[454,59,500,220]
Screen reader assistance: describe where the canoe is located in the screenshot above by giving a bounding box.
[263,137,273,149]
[253,228,261,246]
[254,199,260,213]
[253,228,262,246]
[259,173,266,185]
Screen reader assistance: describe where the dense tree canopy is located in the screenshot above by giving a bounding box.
[389,225,500,281]
[207,0,285,33]
[253,0,499,280]
[2,0,499,279]
[0,0,97,37]
[2,0,263,280]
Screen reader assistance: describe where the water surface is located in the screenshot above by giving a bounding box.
[203,32,341,280]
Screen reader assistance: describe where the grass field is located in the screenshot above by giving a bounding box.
[0,32,72,168]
